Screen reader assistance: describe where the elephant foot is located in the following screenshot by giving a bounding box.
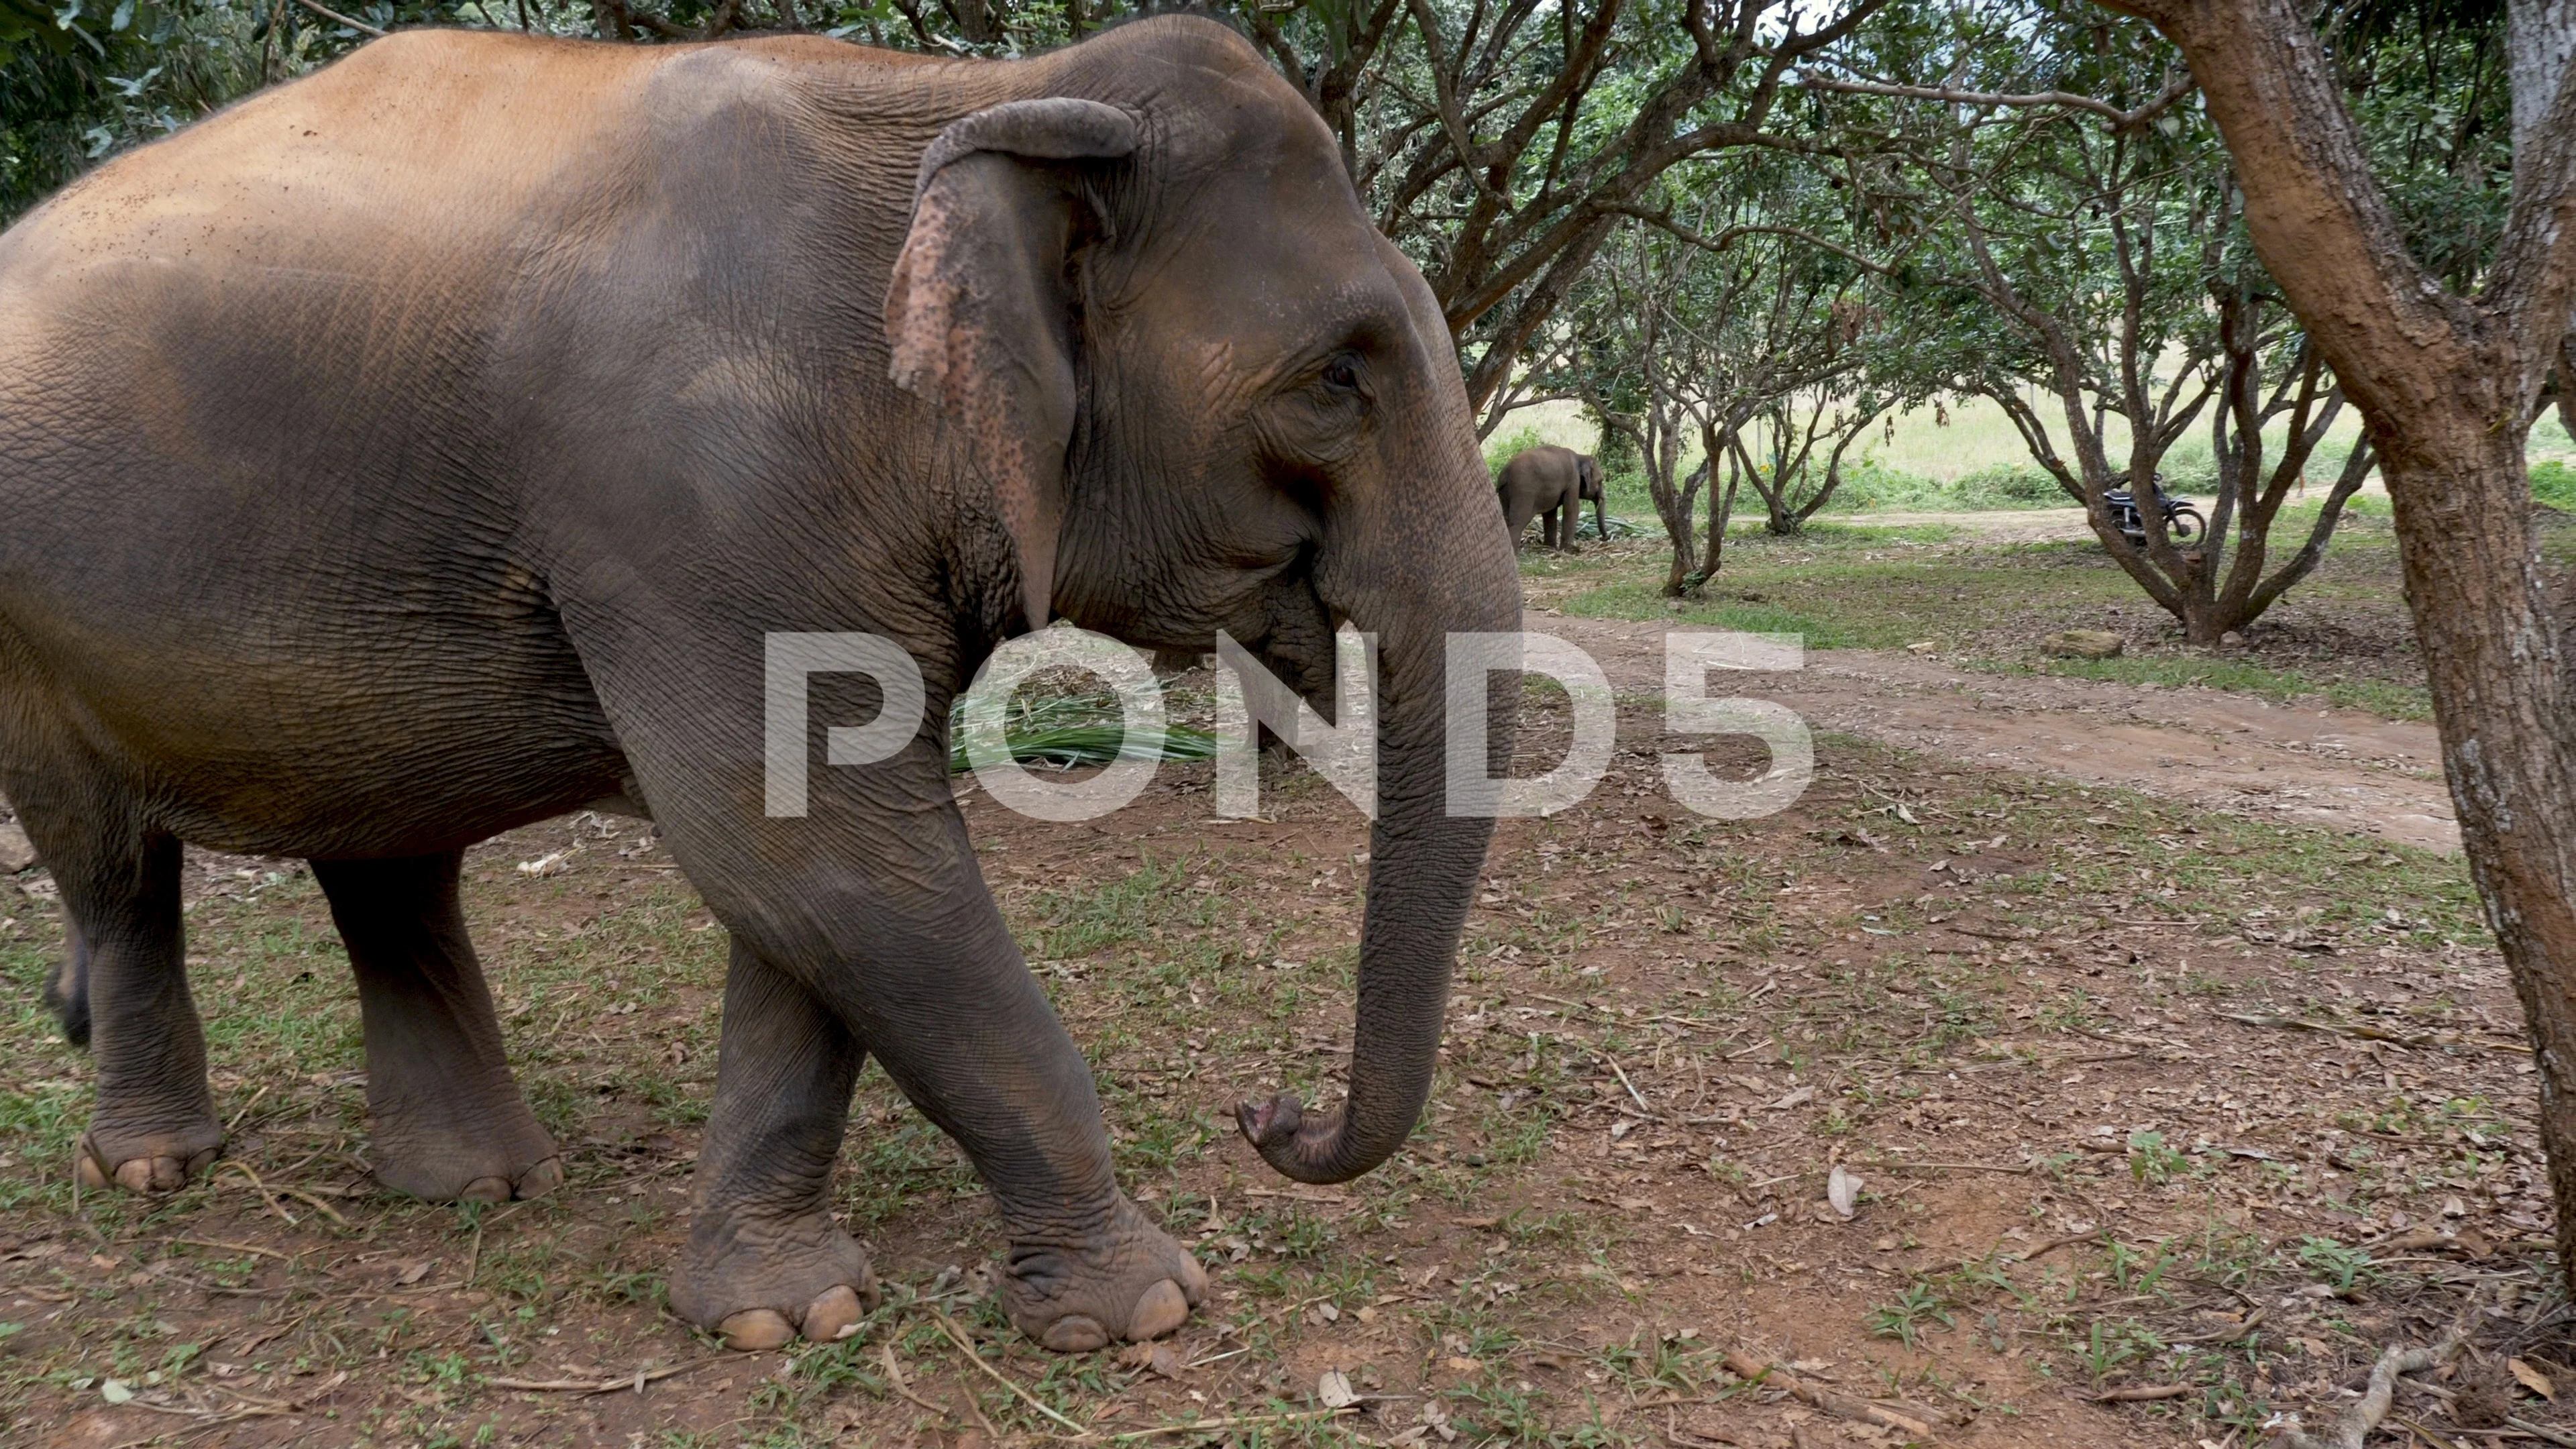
[1002,1194,1207,1352]
[76,1122,222,1194]
[672,1205,879,1350]
[368,1106,562,1203]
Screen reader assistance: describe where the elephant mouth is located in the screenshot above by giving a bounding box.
[1256,575,1340,716]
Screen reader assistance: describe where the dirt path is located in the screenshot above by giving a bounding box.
[1542,612,2461,852]
[1849,505,2096,540]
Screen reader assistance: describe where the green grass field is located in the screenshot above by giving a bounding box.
[1515,513,2456,719]
[1489,392,2576,723]
[1493,394,2576,521]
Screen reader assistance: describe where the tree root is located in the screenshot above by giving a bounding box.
[2265,1331,2464,1449]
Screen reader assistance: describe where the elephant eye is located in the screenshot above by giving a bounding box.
[1320,355,1364,394]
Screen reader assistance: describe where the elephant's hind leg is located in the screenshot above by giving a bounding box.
[13,793,223,1192]
[670,943,877,1350]
[310,852,561,1203]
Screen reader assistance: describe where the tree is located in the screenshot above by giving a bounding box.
[2098,0,2576,1314]
[1731,388,1890,535]
[1660,155,1896,537]
[1813,3,2393,643]
[2190,263,2381,636]
[1547,152,1896,590]
[1330,0,1889,409]
[2504,0,2576,430]
[1556,218,1738,595]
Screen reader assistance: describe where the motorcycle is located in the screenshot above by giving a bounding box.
[2104,476,2204,547]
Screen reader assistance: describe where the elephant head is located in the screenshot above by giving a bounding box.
[886,17,1520,1184]
[1577,453,1607,541]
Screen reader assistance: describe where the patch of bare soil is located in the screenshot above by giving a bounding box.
[1541,615,2459,852]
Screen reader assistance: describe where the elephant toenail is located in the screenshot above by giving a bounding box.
[802,1285,865,1343]
[458,1176,512,1204]
[150,1157,187,1191]
[114,1159,155,1192]
[514,1157,564,1199]
[1042,1314,1110,1352]
[1177,1253,1210,1300]
[718,1309,796,1352]
[1126,1280,1189,1342]
[75,1150,109,1193]
[184,1148,219,1179]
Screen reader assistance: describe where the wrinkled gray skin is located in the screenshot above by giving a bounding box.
[1496,445,1606,551]
[0,18,1518,1353]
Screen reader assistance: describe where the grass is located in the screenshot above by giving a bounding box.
[2013,653,2434,720]
[1513,503,2453,720]
[1542,531,2145,653]
[1555,577,1865,647]
[1483,389,2565,490]
[950,691,1218,773]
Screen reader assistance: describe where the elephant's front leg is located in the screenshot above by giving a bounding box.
[849,902,1206,1350]
[672,943,879,1348]
[680,914,1203,1352]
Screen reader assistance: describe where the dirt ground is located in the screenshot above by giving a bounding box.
[0,631,2560,1448]
[1540,616,2458,853]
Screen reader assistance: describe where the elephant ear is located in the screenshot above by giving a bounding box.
[885,99,1139,632]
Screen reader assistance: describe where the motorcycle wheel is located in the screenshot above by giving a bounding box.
[2168,505,2205,541]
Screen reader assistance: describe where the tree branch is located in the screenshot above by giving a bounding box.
[1795,70,2196,131]
[1605,204,1902,276]
[296,0,384,36]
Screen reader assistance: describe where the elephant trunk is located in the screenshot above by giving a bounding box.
[1238,461,1521,1184]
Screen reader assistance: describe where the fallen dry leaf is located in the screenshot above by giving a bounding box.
[1827,1165,1861,1220]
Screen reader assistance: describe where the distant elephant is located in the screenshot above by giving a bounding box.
[1497,445,1607,550]
[0,19,1517,1354]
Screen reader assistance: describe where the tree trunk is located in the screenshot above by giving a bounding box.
[1661,454,1709,596]
[2510,0,2575,169]
[2102,0,2576,1295]
[1703,465,1742,588]
[2559,336,2576,441]
[2383,414,2576,1297]
[2516,0,2576,416]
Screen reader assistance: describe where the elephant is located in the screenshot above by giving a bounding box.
[0,17,1519,1354]
[1496,445,1607,551]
